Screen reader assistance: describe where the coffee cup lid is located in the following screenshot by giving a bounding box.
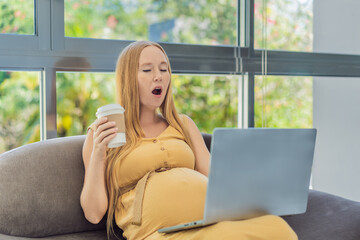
[96,104,125,117]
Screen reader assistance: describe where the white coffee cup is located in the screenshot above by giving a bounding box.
[96,104,126,148]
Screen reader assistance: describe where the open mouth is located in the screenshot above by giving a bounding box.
[152,87,162,96]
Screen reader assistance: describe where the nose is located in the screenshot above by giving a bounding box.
[153,69,162,82]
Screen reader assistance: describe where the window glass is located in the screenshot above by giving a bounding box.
[65,0,236,45]
[0,0,34,35]
[0,71,40,153]
[173,75,238,133]
[56,72,115,137]
[254,0,313,52]
[56,72,238,137]
[254,75,312,128]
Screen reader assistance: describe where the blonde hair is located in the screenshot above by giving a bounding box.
[105,41,193,238]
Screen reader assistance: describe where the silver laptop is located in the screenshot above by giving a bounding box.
[158,128,317,233]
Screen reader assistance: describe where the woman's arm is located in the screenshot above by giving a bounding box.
[185,116,210,177]
[80,117,117,224]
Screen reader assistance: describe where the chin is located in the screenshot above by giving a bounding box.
[146,104,163,111]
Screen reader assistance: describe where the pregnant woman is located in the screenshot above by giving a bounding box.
[80,40,297,240]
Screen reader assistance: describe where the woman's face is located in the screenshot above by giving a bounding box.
[137,46,170,111]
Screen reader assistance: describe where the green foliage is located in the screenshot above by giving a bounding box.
[0,0,34,34]
[173,75,238,133]
[0,72,40,152]
[56,72,115,137]
[255,76,312,128]
[254,0,313,51]
[65,0,236,45]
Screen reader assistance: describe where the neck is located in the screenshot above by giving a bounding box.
[139,107,161,128]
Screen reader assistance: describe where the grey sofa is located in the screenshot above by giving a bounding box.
[1,134,360,240]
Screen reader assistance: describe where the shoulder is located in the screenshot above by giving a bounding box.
[179,113,191,125]
[179,114,199,133]
[179,114,193,123]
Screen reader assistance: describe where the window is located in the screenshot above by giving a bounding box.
[65,0,236,45]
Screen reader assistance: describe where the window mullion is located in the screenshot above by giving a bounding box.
[51,0,65,50]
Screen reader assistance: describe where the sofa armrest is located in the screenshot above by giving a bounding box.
[282,190,360,239]
[0,136,106,238]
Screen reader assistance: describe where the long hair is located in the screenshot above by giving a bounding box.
[105,41,194,238]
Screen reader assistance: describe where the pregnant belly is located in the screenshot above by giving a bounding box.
[141,168,208,230]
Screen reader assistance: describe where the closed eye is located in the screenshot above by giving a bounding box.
[160,69,168,72]
[143,69,151,72]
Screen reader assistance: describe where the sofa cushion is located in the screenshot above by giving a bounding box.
[0,136,105,237]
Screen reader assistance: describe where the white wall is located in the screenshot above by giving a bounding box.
[313,0,360,201]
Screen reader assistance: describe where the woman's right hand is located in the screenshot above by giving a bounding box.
[91,117,118,162]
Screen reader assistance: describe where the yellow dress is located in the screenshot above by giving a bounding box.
[95,116,298,240]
